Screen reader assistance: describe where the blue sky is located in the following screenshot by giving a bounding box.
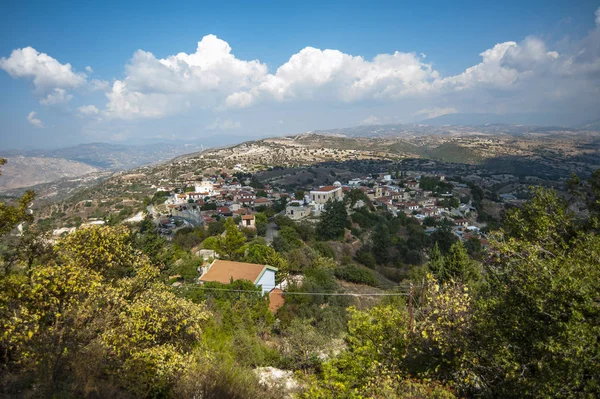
[1,0,599,149]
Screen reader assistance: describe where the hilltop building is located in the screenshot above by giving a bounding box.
[309,182,344,214]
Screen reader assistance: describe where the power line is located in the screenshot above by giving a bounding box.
[196,286,411,296]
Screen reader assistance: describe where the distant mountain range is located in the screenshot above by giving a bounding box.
[2,118,599,193]
[0,142,205,170]
[418,112,597,127]
[311,121,596,139]
[0,142,204,192]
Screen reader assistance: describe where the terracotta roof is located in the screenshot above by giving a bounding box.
[311,185,340,192]
[269,288,285,313]
[241,215,255,220]
[200,260,267,284]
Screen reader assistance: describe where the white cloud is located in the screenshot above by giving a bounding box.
[103,35,267,119]
[85,66,94,73]
[78,105,100,116]
[0,47,86,94]
[90,79,110,91]
[206,118,241,130]
[596,7,600,27]
[227,47,438,107]
[359,115,381,125]
[40,88,73,105]
[26,111,43,128]
[413,107,457,119]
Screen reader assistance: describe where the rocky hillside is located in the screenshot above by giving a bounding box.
[0,157,99,191]
[0,142,206,192]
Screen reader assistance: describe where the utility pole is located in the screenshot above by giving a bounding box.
[408,283,414,332]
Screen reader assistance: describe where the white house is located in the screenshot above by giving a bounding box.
[195,180,216,196]
[240,215,256,229]
[309,183,344,213]
[286,203,310,220]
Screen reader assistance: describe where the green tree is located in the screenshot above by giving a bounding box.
[344,188,371,208]
[440,241,479,284]
[472,188,600,398]
[273,226,302,253]
[428,242,445,277]
[429,219,457,254]
[303,304,456,398]
[254,213,268,236]
[0,159,35,237]
[371,222,392,264]
[464,236,482,259]
[0,225,211,397]
[317,200,348,241]
[216,218,247,260]
[245,241,289,282]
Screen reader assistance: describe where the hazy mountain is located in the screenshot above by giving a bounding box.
[308,122,585,139]
[577,118,600,131]
[0,157,99,191]
[0,142,207,192]
[0,142,205,170]
[419,112,583,127]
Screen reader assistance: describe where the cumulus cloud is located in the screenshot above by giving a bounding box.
[78,105,100,116]
[0,47,86,94]
[89,79,110,92]
[40,88,73,105]
[227,47,438,107]
[103,27,599,119]
[26,111,43,128]
[85,66,94,73]
[206,118,241,130]
[103,35,267,119]
[413,107,457,119]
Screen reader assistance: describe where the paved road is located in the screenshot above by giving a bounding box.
[265,222,278,244]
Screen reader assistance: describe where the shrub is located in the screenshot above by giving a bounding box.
[313,242,335,259]
[355,246,376,268]
[334,264,377,286]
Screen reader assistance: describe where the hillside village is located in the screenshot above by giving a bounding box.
[140,170,490,243]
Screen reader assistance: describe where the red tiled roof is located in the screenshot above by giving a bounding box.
[312,185,340,192]
[200,260,266,284]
